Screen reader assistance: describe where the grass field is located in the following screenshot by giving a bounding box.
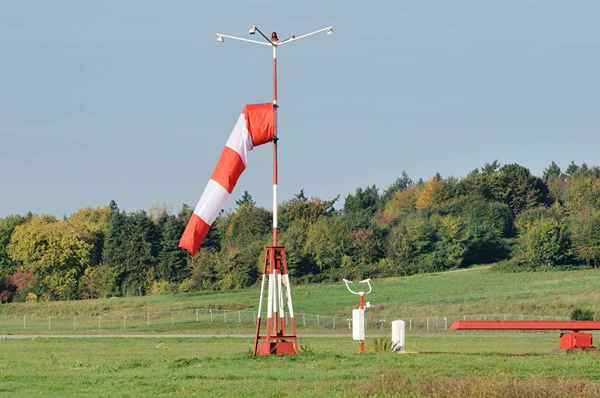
[3,335,600,397]
[3,265,600,323]
[3,266,600,396]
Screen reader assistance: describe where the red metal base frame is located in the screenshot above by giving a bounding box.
[255,338,298,356]
[253,246,298,356]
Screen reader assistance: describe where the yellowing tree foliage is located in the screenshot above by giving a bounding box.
[415,178,448,210]
[7,216,91,299]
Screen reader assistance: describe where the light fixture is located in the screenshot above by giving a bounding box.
[249,25,256,35]
[216,34,224,42]
[326,27,334,35]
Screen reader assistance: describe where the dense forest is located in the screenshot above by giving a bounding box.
[2,160,600,303]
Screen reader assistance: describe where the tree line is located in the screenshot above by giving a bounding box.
[1,160,600,303]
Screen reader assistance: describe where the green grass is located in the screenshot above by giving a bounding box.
[4,267,600,396]
[3,335,600,397]
[3,265,600,321]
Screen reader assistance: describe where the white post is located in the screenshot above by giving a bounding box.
[391,320,406,352]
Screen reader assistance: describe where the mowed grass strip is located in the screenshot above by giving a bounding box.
[2,335,600,397]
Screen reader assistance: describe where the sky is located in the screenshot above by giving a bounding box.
[1,1,600,217]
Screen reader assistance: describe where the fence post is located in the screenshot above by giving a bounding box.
[146,308,150,326]
[317,314,320,328]
[224,311,227,323]
[238,311,241,323]
[73,316,76,331]
[409,318,412,331]
[195,309,199,322]
[302,313,306,327]
[210,309,213,323]
[48,316,51,331]
[123,316,127,329]
[333,316,336,330]
[171,312,174,326]
[444,317,448,330]
[98,315,101,329]
[426,318,429,331]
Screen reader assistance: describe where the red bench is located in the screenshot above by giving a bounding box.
[450,320,600,350]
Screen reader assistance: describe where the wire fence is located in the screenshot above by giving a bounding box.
[0,309,570,334]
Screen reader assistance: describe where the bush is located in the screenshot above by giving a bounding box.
[177,278,195,293]
[25,292,38,303]
[571,308,594,321]
[517,217,573,268]
[79,264,116,299]
[149,280,174,295]
[569,208,600,267]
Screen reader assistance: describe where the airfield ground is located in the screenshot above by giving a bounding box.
[3,334,600,397]
[3,266,600,397]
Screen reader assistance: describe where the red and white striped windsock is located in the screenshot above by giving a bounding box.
[179,103,275,255]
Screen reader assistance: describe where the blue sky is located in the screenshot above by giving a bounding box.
[1,1,599,217]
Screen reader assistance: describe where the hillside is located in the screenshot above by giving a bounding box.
[2,265,599,320]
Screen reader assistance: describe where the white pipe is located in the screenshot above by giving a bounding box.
[267,274,274,317]
[257,274,266,318]
[283,274,295,318]
[277,272,285,319]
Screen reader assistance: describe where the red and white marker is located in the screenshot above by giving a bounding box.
[343,278,373,353]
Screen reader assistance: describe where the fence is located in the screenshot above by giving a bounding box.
[0,309,569,334]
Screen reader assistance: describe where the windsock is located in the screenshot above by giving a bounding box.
[179,103,275,255]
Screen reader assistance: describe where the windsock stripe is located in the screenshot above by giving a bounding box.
[210,147,246,193]
[178,213,210,255]
[193,179,229,225]
[225,113,251,164]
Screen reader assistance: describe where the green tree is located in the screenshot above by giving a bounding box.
[304,216,350,279]
[343,185,379,229]
[385,215,435,273]
[0,214,29,278]
[517,217,573,268]
[68,207,110,266]
[461,162,551,215]
[157,215,189,283]
[564,176,600,212]
[116,211,159,296]
[381,171,413,204]
[7,216,91,300]
[235,191,256,207]
[569,208,600,267]
[543,161,562,182]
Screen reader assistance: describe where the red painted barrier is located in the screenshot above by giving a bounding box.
[450,320,600,350]
[450,320,600,331]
